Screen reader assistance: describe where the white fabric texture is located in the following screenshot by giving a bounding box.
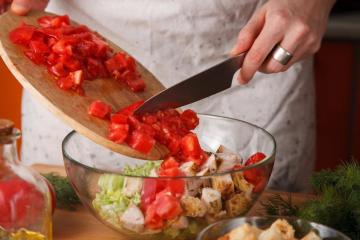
[21,0,315,192]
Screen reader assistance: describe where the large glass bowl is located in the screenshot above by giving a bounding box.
[196,216,351,240]
[62,114,276,240]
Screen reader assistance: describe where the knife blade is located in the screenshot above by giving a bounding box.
[135,52,246,115]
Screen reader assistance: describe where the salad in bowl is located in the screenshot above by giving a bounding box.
[62,110,276,240]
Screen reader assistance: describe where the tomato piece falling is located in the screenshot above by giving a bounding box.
[88,100,112,119]
[180,109,199,130]
[180,133,202,158]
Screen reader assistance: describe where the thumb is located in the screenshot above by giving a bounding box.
[229,8,266,56]
[11,0,32,15]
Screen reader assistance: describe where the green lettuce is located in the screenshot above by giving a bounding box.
[92,162,160,225]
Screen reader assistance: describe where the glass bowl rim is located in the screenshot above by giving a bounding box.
[196,216,352,240]
[62,114,276,179]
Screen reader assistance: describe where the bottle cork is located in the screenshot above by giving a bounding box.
[0,119,14,136]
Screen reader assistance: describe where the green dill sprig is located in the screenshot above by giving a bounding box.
[42,172,80,211]
[261,161,360,239]
[260,193,299,217]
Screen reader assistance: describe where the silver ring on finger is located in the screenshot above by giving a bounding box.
[272,45,293,65]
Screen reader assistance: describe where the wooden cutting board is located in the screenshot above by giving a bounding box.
[0,11,168,160]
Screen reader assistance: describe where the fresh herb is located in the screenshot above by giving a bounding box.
[260,193,299,217]
[42,173,80,211]
[261,161,360,239]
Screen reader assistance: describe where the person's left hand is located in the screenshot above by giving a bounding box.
[230,0,335,84]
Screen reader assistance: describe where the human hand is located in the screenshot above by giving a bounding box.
[230,0,336,84]
[0,0,48,16]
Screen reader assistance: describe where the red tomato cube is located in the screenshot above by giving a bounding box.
[127,130,155,154]
[88,100,112,119]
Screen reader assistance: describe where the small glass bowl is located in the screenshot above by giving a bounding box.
[62,114,276,240]
[196,216,351,240]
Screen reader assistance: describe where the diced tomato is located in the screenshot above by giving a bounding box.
[37,15,70,28]
[180,133,202,158]
[141,179,159,211]
[29,40,50,54]
[48,62,68,77]
[127,130,155,154]
[180,109,199,130]
[127,77,146,92]
[108,123,129,143]
[57,76,74,90]
[69,70,84,86]
[52,37,77,56]
[154,193,182,220]
[105,52,128,73]
[144,204,164,230]
[110,113,128,124]
[9,23,36,46]
[61,56,82,71]
[161,156,179,169]
[24,50,45,65]
[88,100,112,119]
[245,152,266,166]
[117,100,144,116]
[141,113,157,125]
[86,57,108,78]
[243,152,267,193]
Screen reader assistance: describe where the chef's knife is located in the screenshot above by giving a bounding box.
[135,52,246,115]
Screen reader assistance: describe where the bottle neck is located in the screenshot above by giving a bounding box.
[0,139,19,164]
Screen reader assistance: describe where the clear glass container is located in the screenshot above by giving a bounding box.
[0,119,52,240]
[62,114,276,240]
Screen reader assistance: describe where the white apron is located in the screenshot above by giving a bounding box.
[21,0,316,192]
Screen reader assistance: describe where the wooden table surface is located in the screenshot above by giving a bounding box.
[33,164,314,240]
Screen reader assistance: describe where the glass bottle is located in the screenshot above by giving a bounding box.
[0,119,52,240]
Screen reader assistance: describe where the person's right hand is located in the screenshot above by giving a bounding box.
[0,0,48,16]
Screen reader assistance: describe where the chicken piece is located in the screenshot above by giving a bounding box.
[301,231,321,240]
[258,219,295,240]
[231,172,253,200]
[185,178,211,197]
[216,145,234,154]
[120,204,144,233]
[179,161,197,176]
[122,177,143,197]
[216,152,242,172]
[225,193,250,217]
[211,174,235,197]
[202,154,217,174]
[217,223,262,240]
[180,196,207,217]
[170,216,189,229]
[201,188,222,214]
